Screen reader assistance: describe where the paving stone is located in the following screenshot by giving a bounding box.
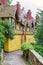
[4,50,28,65]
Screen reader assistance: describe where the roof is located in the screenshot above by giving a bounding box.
[0,5,34,27]
[0,5,26,26]
[0,5,16,17]
[0,0,6,5]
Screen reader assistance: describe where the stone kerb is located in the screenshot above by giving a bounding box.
[29,50,43,65]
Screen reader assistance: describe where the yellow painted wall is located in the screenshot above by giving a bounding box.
[4,35,21,52]
[4,35,35,52]
[26,35,35,43]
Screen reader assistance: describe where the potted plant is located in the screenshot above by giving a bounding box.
[21,42,34,61]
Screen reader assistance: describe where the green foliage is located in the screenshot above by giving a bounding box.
[0,47,2,54]
[0,33,6,48]
[21,42,34,51]
[34,10,43,45]
[0,22,6,57]
[0,56,1,61]
[34,45,43,57]
[0,19,15,54]
[0,20,15,39]
[7,0,13,5]
[0,25,5,35]
[0,21,6,49]
[21,42,34,61]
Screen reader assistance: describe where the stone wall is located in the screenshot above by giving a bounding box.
[29,50,43,65]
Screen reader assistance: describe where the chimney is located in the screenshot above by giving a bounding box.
[0,0,6,5]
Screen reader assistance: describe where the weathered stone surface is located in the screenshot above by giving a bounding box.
[4,50,28,65]
[29,50,43,65]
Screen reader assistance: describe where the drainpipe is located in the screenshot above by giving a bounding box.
[24,25,27,42]
[21,26,24,44]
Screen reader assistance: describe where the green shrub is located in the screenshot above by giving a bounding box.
[0,19,15,54]
[21,42,34,61]
[34,10,43,46]
[21,42,34,51]
[0,19,15,61]
[0,25,6,49]
[0,33,6,44]
[0,20,15,39]
[0,19,15,49]
[34,10,43,57]
[0,56,1,61]
[4,20,15,39]
[34,45,43,57]
[0,25,5,35]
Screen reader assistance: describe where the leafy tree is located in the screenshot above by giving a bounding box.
[0,32,6,48]
[0,20,15,39]
[34,10,43,46]
[0,19,15,53]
